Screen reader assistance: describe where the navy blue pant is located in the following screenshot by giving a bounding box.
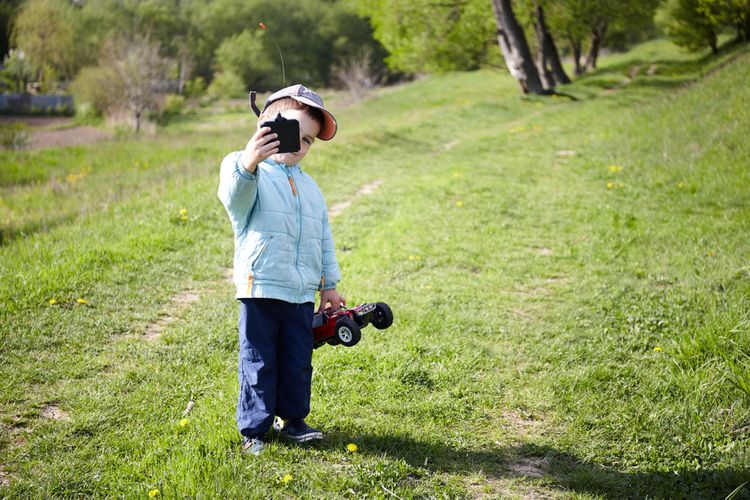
[237,298,315,439]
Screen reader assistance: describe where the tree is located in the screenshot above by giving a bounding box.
[2,49,31,92]
[353,0,495,73]
[102,36,170,133]
[490,0,546,94]
[0,0,22,59]
[214,29,275,90]
[700,0,750,41]
[12,0,76,87]
[657,0,719,53]
[531,1,570,88]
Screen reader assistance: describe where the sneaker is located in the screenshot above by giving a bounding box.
[241,436,266,455]
[276,419,323,443]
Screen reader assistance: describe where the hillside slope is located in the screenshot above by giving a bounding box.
[1,40,749,497]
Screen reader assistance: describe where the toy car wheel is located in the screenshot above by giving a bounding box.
[336,317,361,347]
[371,302,393,330]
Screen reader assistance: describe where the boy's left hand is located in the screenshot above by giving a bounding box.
[319,289,346,312]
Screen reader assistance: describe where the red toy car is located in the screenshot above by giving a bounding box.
[312,302,393,348]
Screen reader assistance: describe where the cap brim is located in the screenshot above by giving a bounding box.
[290,96,337,141]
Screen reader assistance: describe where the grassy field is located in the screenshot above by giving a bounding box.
[1,38,749,498]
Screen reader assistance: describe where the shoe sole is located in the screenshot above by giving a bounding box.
[286,431,323,443]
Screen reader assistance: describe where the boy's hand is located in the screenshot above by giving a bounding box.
[241,127,279,173]
[319,289,345,313]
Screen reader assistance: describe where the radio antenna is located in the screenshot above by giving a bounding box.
[259,21,285,88]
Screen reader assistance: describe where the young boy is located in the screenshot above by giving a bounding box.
[217,84,345,455]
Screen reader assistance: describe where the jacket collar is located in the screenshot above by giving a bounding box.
[264,157,300,170]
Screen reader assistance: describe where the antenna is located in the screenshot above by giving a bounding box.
[259,21,285,88]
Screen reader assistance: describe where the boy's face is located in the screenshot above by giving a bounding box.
[266,108,321,165]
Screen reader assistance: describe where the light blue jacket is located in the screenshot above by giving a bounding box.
[218,152,340,303]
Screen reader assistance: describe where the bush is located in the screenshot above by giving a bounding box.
[207,70,246,100]
[184,77,206,99]
[0,122,29,150]
[70,65,118,116]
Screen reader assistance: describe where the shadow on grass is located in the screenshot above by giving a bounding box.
[563,39,750,100]
[315,431,749,499]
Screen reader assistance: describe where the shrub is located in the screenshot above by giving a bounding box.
[70,65,119,116]
[0,122,29,150]
[207,70,246,100]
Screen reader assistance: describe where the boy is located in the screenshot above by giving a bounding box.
[217,84,345,455]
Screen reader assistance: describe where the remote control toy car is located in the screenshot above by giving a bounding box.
[312,302,393,348]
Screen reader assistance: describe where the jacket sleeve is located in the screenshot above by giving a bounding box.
[217,151,258,235]
[321,209,341,290]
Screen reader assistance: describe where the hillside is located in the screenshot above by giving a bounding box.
[1,39,749,497]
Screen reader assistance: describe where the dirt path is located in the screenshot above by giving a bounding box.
[0,116,113,149]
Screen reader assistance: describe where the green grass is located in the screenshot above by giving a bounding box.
[2,38,749,498]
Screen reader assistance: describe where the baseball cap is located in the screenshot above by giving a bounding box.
[263,84,337,140]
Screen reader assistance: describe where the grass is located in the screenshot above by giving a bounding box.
[1,38,750,498]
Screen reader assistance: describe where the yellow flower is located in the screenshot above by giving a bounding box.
[77,298,87,304]
[606,182,615,189]
[608,165,623,173]
[49,298,57,305]
[653,346,663,352]
[707,250,716,257]
[455,201,464,208]
[408,255,421,261]
[148,489,160,498]
[179,208,188,216]
[346,443,358,453]
[677,181,687,188]
[281,474,293,484]
[179,418,190,428]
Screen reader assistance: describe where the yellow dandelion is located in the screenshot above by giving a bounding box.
[179,208,188,216]
[282,474,293,484]
[346,443,358,453]
[409,255,422,261]
[707,250,716,257]
[49,298,57,305]
[148,489,160,498]
[608,165,623,173]
[677,181,687,189]
[606,182,615,189]
[179,418,190,428]
[455,201,464,208]
[653,346,663,352]
[77,298,87,305]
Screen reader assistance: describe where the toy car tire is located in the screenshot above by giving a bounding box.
[335,317,361,347]
[371,302,393,330]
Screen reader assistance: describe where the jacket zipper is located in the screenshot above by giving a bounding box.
[286,166,304,301]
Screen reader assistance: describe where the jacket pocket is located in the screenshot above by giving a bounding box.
[247,235,273,275]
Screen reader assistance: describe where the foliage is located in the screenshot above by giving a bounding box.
[69,65,118,117]
[101,35,171,132]
[658,0,750,51]
[657,0,720,52]
[354,0,495,73]
[206,70,246,99]
[12,0,76,86]
[0,122,28,149]
[184,77,207,100]
[1,49,31,92]
[214,30,274,90]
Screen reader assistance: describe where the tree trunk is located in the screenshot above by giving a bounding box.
[134,110,141,133]
[534,2,571,86]
[490,0,546,94]
[584,22,607,72]
[569,36,583,75]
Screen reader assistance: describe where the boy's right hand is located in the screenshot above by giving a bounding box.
[240,127,279,173]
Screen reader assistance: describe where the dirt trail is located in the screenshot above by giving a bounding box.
[0,116,113,150]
